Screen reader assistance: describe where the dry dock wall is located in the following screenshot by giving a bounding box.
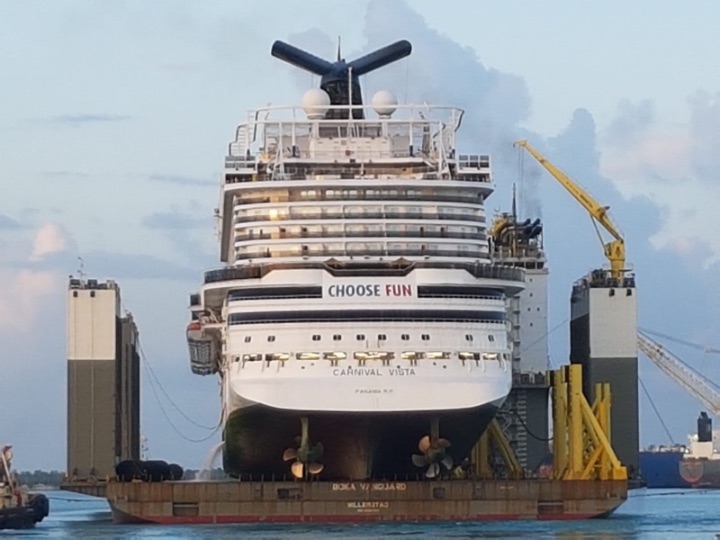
[570,277,638,475]
[66,278,140,479]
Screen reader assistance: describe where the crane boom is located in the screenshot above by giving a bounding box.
[514,139,626,280]
[637,332,720,417]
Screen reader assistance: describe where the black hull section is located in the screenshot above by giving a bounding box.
[223,404,498,480]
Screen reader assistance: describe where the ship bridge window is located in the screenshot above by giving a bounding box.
[242,353,262,362]
[266,353,290,362]
[323,352,347,361]
[426,352,452,360]
[296,352,320,360]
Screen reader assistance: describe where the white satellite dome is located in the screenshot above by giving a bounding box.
[301,89,331,119]
[371,90,398,117]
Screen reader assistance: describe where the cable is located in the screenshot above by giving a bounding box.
[137,340,218,431]
[639,375,675,444]
[140,350,221,443]
[499,410,553,442]
[517,317,569,369]
[640,327,720,355]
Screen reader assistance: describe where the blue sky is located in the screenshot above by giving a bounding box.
[2,0,720,470]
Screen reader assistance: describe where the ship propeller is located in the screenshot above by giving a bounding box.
[283,417,324,479]
[412,418,453,479]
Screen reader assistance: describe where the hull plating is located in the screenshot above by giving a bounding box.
[223,403,500,480]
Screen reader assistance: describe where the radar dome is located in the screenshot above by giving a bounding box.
[301,89,331,119]
[372,90,398,117]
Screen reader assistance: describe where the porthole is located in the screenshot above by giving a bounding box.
[267,335,276,342]
[401,334,410,341]
[312,335,321,341]
[465,334,473,342]
[421,334,430,341]
[357,334,366,341]
[488,335,495,342]
[333,334,342,341]
[378,334,387,341]
[244,336,251,343]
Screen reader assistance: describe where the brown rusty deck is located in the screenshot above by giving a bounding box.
[99,479,627,524]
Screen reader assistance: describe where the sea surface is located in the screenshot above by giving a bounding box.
[6,489,720,539]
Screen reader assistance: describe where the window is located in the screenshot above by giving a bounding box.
[244,336,252,343]
[312,335,321,341]
[323,352,347,360]
[333,334,342,341]
[266,353,289,361]
[378,334,387,341]
[488,335,495,342]
[465,334,473,342]
[356,334,366,341]
[241,353,262,362]
[267,335,276,342]
[296,352,320,360]
[421,334,430,341]
[401,334,410,341]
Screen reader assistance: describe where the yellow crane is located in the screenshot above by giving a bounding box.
[514,139,626,281]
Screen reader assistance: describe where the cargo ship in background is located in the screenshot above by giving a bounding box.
[186,38,525,481]
[679,412,720,488]
[639,445,689,489]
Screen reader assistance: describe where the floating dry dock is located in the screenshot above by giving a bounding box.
[105,478,625,524]
[63,365,628,524]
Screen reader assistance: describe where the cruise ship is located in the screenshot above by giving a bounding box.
[187,39,525,481]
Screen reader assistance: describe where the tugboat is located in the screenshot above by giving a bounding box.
[0,445,49,529]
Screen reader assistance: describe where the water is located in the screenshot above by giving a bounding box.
[9,489,720,539]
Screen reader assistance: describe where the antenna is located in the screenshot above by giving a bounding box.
[271,39,412,119]
[77,256,86,280]
[337,35,342,61]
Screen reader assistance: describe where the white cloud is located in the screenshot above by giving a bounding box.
[599,94,720,267]
[0,223,73,333]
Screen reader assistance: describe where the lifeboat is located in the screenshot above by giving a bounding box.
[186,321,219,375]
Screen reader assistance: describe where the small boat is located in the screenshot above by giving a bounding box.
[0,445,49,529]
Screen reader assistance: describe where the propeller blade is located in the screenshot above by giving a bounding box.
[312,442,325,459]
[441,455,454,470]
[282,448,297,462]
[412,454,428,467]
[291,461,305,479]
[438,438,451,449]
[426,462,440,479]
[308,462,324,475]
[418,435,431,453]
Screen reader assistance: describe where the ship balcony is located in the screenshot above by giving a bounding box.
[232,246,490,262]
[232,210,487,225]
[233,229,487,242]
[232,192,485,207]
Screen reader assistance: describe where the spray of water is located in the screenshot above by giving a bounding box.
[194,441,224,481]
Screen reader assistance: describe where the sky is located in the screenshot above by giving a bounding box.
[2,0,720,470]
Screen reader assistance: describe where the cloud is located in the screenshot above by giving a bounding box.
[30,223,71,261]
[142,208,207,230]
[45,113,131,125]
[0,223,74,333]
[148,174,216,187]
[599,93,720,267]
[0,214,22,230]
